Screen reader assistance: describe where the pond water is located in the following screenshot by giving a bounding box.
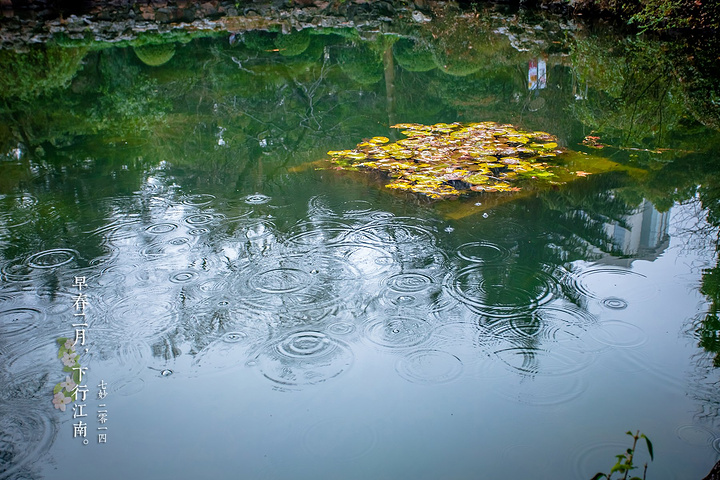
[1,6,720,480]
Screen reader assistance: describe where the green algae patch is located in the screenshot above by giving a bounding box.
[327,122,577,200]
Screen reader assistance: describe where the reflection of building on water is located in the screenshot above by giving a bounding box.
[604,199,670,262]
[528,59,546,90]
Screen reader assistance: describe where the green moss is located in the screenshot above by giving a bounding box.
[336,44,383,85]
[393,38,436,73]
[274,29,311,57]
[0,46,88,99]
[133,43,176,67]
[243,30,277,52]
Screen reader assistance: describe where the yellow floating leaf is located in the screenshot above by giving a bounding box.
[465,174,490,185]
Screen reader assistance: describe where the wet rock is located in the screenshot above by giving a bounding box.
[704,460,720,480]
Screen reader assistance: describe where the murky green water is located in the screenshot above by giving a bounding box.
[2,8,720,480]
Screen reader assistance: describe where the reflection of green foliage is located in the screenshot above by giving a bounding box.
[274,30,311,57]
[426,14,502,77]
[243,30,277,52]
[670,38,720,131]
[336,44,383,85]
[94,49,171,133]
[0,46,87,99]
[571,35,685,148]
[133,43,176,66]
[431,43,482,77]
[626,0,720,31]
[393,38,436,72]
[700,267,720,367]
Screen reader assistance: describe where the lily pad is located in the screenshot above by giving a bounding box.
[327,121,572,200]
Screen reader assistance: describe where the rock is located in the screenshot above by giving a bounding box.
[703,460,720,480]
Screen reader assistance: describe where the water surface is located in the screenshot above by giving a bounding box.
[1,8,720,479]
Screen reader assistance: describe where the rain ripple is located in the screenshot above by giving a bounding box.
[0,193,38,229]
[253,331,353,386]
[26,248,80,269]
[0,405,56,480]
[108,292,179,339]
[445,264,560,317]
[456,241,510,264]
[364,316,432,349]
[565,266,657,303]
[180,193,216,206]
[493,346,593,377]
[235,254,361,314]
[395,349,464,384]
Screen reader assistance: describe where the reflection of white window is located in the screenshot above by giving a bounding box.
[604,199,670,258]
[528,59,547,90]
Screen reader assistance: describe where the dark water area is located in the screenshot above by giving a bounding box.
[1,6,720,479]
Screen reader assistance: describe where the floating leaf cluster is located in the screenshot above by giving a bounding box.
[327,122,564,199]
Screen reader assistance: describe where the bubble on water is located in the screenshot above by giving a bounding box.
[160,369,173,377]
[364,316,432,349]
[224,332,248,343]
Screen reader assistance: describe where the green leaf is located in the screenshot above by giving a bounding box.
[53,383,63,394]
[63,366,72,372]
[641,435,654,461]
[591,474,608,480]
[611,463,629,473]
